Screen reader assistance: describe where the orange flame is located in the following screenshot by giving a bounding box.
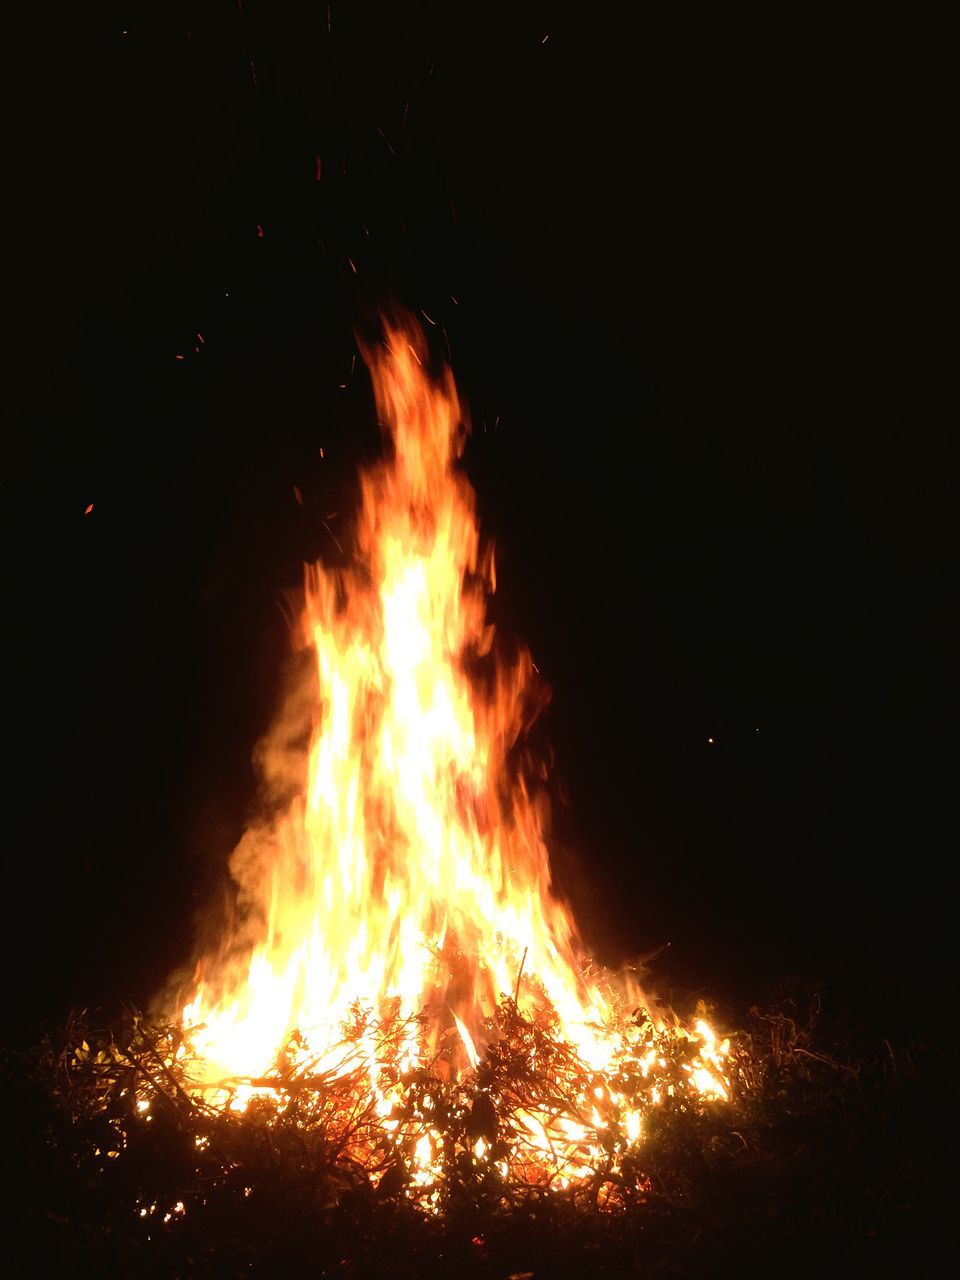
[178,310,728,1159]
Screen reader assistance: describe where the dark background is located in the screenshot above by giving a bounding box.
[8,5,950,1039]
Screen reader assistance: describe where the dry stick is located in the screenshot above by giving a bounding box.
[128,1041,197,1116]
[514,947,528,1007]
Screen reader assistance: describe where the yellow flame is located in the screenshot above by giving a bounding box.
[175,310,731,1182]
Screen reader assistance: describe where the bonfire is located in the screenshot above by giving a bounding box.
[64,309,734,1214]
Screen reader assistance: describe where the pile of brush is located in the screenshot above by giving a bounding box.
[5,985,949,1278]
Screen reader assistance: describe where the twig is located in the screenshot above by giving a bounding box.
[514,947,528,1006]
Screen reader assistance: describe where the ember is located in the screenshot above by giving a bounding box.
[150,310,732,1201]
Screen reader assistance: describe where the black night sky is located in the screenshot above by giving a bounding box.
[8,6,949,1042]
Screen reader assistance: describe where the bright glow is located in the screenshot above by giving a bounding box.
[173,310,731,1187]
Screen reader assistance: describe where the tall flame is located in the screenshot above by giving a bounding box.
[178,312,728,1137]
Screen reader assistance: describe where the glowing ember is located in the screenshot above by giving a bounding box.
[171,309,730,1193]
